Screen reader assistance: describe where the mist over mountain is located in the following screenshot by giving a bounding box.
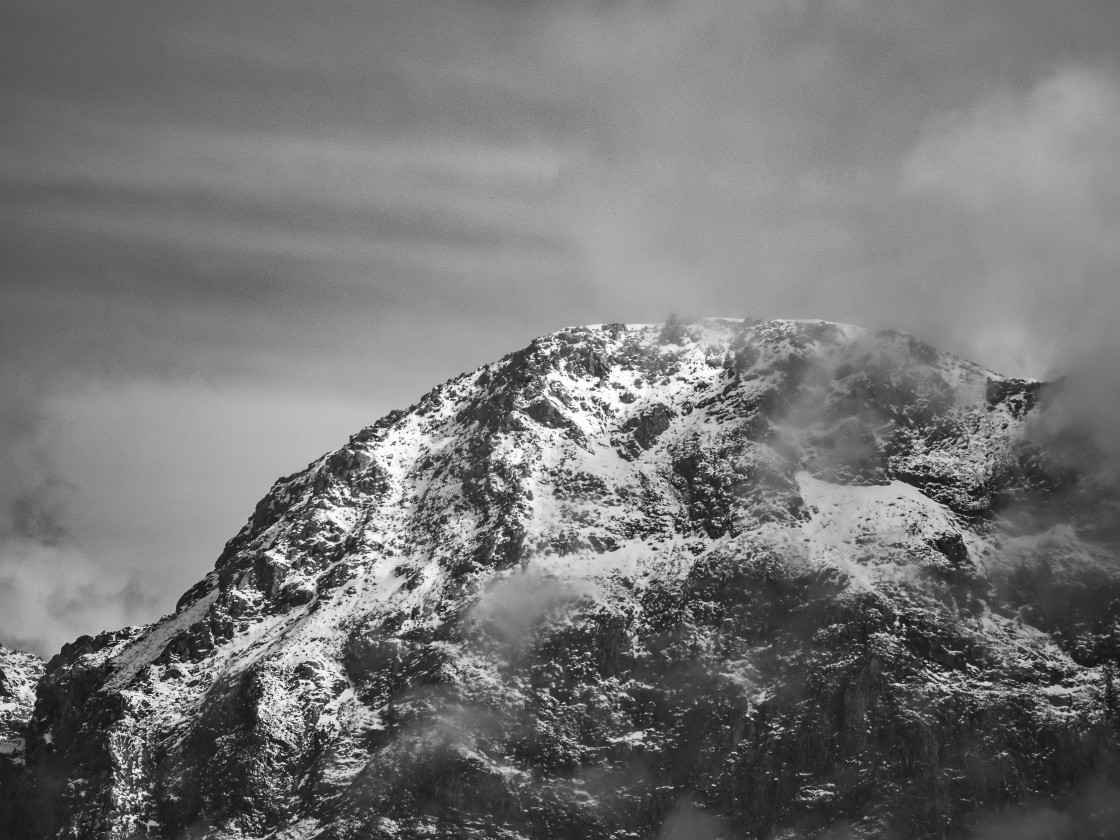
[2,319,1119,839]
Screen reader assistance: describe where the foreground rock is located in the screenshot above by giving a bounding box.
[11,320,1120,839]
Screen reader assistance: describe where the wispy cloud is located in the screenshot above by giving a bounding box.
[896,66,1120,466]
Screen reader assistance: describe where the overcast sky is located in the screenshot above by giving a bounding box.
[2,0,1120,655]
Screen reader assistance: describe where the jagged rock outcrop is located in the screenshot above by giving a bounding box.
[9,319,1120,839]
[1,645,44,835]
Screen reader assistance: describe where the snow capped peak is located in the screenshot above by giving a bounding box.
[11,319,1115,840]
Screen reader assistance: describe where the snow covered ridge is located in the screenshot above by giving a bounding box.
[9,318,1120,840]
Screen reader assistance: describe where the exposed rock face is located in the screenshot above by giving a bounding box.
[0,645,44,835]
[9,319,1120,839]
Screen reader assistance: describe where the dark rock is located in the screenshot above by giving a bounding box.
[621,402,675,453]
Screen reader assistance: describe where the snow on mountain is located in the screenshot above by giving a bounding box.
[0,646,42,758]
[0,645,44,829]
[9,319,1120,839]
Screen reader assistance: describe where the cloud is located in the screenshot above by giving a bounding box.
[899,65,1120,372]
[0,539,158,658]
[470,569,592,648]
[897,66,1120,477]
[5,2,1119,393]
[0,379,74,546]
[904,66,1120,214]
[0,375,160,657]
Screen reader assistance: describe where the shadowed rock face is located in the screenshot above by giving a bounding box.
[7,319,1120,839]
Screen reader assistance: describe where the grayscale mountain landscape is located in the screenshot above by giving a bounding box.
[4,2,1120,838]
[3,319,1119,838]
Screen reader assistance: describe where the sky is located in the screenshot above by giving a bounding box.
[2,0,1120,656]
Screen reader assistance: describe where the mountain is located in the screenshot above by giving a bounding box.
[8,318,1120,839]
[0,645,44,831]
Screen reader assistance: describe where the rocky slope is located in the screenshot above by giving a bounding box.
[10,319,1120,839]
[1,645,44,831]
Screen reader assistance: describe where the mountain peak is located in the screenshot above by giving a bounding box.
[9,319,1116,840]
